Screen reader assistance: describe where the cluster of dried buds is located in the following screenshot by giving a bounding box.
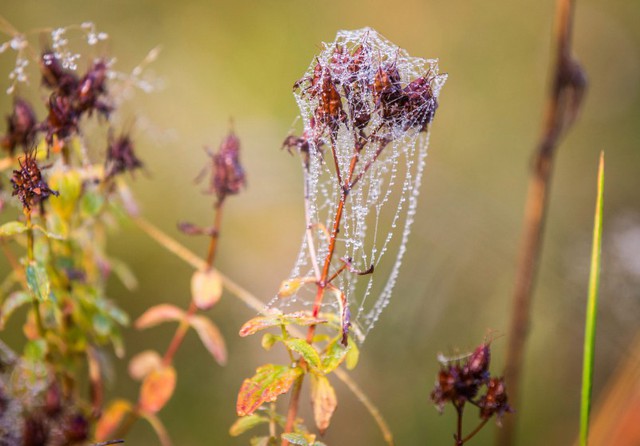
[431,342,512,427]
[285,35,440,157]
[40,50,112,147]
[10,150,58,211]
[0,98,38,155]
[104,132,143,179]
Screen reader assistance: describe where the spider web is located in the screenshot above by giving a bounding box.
[270,28,446,344]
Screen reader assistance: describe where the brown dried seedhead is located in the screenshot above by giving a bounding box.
[104,132,143,178]
[1,98,38,156]
[10,151,58,210]
[204,131,246,204]
[40,51,113,148]
[431,341,511,424]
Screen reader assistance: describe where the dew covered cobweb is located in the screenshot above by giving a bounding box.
[268,28,446,344]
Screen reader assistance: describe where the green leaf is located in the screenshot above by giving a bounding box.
[26,262,50,302]
[580,152,605,446]
[239,312,327,337]
[0,221,27,237]
[281,433,309,446]
[80,190,105,217]
[0,291,31,329]
[236,364,303,416]
[284,338,321,372]
[93,313,112,337]
[24,339,48,361]
[321,337,347,374]
[229,414,270,437]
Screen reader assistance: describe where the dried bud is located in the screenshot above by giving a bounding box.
[45,93,79,145]
[403,76,438,132]
[1,98,38,155]
[40,50,79,95]
[23,414,49,446]
[11,151,58,210]
[44,382,62,416]
[478,377,511,422]
[430,367,457,411]
[208,131,246,203]
[466,342,490,381]
[105,133,143,178]
[77,59,112,117]
[63,412,89,443]
[177,221,216,237]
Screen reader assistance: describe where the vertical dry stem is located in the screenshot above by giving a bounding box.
[499,0,586,444]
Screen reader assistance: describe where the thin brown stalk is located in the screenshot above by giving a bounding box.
[499,0,586,444]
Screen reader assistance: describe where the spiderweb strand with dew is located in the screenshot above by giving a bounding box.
[270,28,446,344]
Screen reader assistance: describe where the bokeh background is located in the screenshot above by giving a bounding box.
[1,0,639,444]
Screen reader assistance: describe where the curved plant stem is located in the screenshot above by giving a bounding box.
[500,0,586,444]
[132,216,395,446]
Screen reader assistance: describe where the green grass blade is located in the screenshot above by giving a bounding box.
[580,152,605,446]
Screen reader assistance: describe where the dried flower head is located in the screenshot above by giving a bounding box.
[77,59,112,117]
[1,98,38,155]
[477,377,511,422]
[431,341,511,434]
[105,133,142,178]
[40,50,79,95]
[11,151,58,210]
[203,131,246,204]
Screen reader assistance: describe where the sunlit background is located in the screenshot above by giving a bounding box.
[1,0,639,444]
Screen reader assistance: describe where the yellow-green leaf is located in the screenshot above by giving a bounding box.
[236,364,302,416]
[284,338,321,372]
[25,262,50,302]
[321,337,347,374]
[191,268,222,310]
[139,411,172,446]
[229,414,270,437]
[345,337,359,370]
[49,170,81,221]
[139,365,177,413]
[239,312,326,337]
[310,374,337,434]
[0,221,27,237]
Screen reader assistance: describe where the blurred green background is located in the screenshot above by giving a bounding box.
[1,0,639,444]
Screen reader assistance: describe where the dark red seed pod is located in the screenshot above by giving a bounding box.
[1,98,38,155]
[10,151,59,210]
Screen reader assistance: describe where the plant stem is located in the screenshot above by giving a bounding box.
[454,402,464,446]
[579,152,604,446]
[500,0,586,444]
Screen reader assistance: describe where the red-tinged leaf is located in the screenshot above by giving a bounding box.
[191,268,222,310]
[229,413,270,437]
[135,304,185,330]
[236,364,302,416]
[310,374,337,434]
[95,399,133,441]
[139,365,177,413]
[239,312,327,337]
[129,350,163,381]
[188,315,227,365]
[139,411,172,446]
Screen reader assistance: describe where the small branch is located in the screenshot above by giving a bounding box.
[500,0,586,444]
